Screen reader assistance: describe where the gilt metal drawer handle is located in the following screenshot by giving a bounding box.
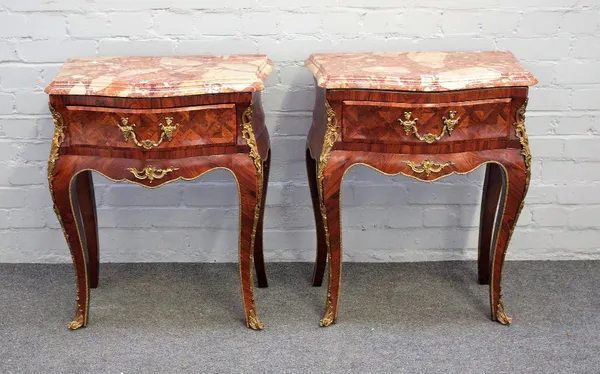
[398,111,461,144]
[404,160,453,176]
[117,117,179,150]
[127,166,179,183]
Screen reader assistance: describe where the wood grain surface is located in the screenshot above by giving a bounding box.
[307,86,531,327]
[48,91,270,330]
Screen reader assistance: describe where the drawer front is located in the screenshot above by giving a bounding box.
[65,104,237,149]
[341,98,512,145]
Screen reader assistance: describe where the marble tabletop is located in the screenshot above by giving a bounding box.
[45,55,273,97]
[305,51,537,91]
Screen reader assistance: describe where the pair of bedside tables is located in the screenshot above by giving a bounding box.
[45,52,536,330]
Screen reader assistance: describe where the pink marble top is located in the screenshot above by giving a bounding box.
[305,51,537,91]
[45,55,273,97]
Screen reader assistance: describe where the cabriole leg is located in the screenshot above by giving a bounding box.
[307,149,327,287]
[490,157,529,325]
[477,163,503,285]
[232,155,264,330]
[75,171,100,289]
[319,155,352,327]
[50,162,89,330]
[253,150,270,288]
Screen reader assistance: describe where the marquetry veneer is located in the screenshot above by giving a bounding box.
[305,51,537,326]
[46,55,273,330]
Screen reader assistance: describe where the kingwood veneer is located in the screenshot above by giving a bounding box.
[304,51,537,326]
[45,55,273,330]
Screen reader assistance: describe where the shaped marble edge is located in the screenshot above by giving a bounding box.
[45,55,274,98]
[305,51,537,92]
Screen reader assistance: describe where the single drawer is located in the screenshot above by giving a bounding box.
[341,98,512,145]
[64,104,237,149]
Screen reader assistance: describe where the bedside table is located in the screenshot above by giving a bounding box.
[305,51,537,326]
[45,55,273,330]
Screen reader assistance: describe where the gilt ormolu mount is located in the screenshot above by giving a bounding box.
[305,51,537,326]
[45,55,274,330]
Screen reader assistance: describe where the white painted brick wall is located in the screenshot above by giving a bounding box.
[0,0,599,263]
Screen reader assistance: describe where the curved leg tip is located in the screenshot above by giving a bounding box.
[254,262,268,288]
[246,310,264,330]
[311,268,324,287]
[496,315,513,325]
[312,275,323,287]
[319,317,335,327]
[247,320,264,330]
[319,308,336,327]
[67,313,85,330]
[495,297,513,325]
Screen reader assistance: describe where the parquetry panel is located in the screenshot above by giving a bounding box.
[66,104,237,149]
[342,98,511,145]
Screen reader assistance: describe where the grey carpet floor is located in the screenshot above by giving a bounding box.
[0,261,598,374]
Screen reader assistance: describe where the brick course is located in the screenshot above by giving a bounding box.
[0,0,598,262]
